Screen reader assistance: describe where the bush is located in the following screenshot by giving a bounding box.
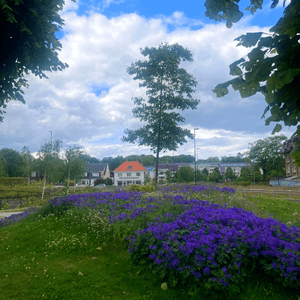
[94,178,104,186]
[127,184,155,192]
[0,177,26,186]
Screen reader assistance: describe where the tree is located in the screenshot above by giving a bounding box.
[80,154,101,164]
[247,135,286,181]
[0,0,74,122]
[196,169,206,182]
[206,156,220,162]
[122,43,200,188]
[165,169,172,183]
[0,151,7,177]
[221,155,245,163]
[224,166,236,181]
[0,148,23,177]
[173,154,194,163]
[101,155,125,171]
[36,139,64,184]
[140,154,155,166]
[209,166,222,183]
[202,168,209,177]
[240,166,252,182]
[204,0,300,140]
[20,146,34,185]
[177,166,194,183]
[63,146,86,187]
[270,156,286,185]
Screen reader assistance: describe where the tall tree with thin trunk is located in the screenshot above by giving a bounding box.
[63,146,86,187]
[122,43,200,188]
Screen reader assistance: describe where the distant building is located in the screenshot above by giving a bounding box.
[218,162,252,176]
[144,162,252,180]
[113,161,147,186]
[80,163,110,186]
[281,136,300,179]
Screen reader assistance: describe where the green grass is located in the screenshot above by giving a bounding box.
[0,189,300,300]
[251,195,300,226]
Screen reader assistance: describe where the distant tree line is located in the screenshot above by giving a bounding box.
[0,142,86,186]
[0,134,287,185]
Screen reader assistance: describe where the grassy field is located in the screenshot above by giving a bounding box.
[0,184,300,300]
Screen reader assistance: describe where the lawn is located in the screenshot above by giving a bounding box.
[0,184,300,300]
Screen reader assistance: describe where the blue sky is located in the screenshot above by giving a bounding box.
[0,0,294,160]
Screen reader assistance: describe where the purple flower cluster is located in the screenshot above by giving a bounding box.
[0,207,37,228]
[128,199,300,289]
[158,184,235,195]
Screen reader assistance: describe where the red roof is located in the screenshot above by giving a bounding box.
[114,161,146,172]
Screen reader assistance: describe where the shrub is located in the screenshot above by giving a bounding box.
[127,184,155,192]
[0,177,26,186]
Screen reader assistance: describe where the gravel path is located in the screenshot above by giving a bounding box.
[0,211,23,219]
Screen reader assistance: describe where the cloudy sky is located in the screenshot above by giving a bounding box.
[0,0,295,160]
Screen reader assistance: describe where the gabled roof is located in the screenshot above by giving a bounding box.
[87,163,108,173]
[114,161,146,172]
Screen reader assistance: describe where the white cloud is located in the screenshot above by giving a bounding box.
[0,10,294,159]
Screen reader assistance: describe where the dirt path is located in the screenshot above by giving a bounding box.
[0,211,23,219]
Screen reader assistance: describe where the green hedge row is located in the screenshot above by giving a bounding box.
[0,177,26,186]
[127,184,155,192]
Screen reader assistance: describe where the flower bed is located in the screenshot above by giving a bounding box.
[1,184,299,294]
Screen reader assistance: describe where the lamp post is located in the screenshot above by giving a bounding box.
[49,131,52,153]
[194,128,199,185]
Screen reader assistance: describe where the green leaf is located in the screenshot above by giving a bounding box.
[270,0,279,9]
[229,65,242,76]
[261,105,270,118]
[234,32,263,47]
[231,77,245,91]
[213,81,231,97]
[271,124,282,134]
[226,21,232,28]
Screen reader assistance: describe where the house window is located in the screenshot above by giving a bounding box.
[82,180,85,185]
[92,172,99,177]
[84,172,87,177]
[127,173,131,177]
[118,173,122,177]
[31,172,36,177]
[128,166,132,170]
[136,172,140,176]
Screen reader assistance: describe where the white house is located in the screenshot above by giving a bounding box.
[113,161,146,187]
[80,163,110,186]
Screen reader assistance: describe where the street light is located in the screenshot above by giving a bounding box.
[49,131,52,153]
[194,128,199,185]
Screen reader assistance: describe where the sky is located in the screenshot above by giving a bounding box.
[0,0,295,160]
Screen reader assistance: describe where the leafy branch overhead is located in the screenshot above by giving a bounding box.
[205,0,300,136]
[0,0,75,122]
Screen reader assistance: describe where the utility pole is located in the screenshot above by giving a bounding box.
[49,131,52,153]
[194,128,199,185]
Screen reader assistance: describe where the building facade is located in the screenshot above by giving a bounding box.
[113,161,146,186]
[281,136,300,179]
[80,163,110,186]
